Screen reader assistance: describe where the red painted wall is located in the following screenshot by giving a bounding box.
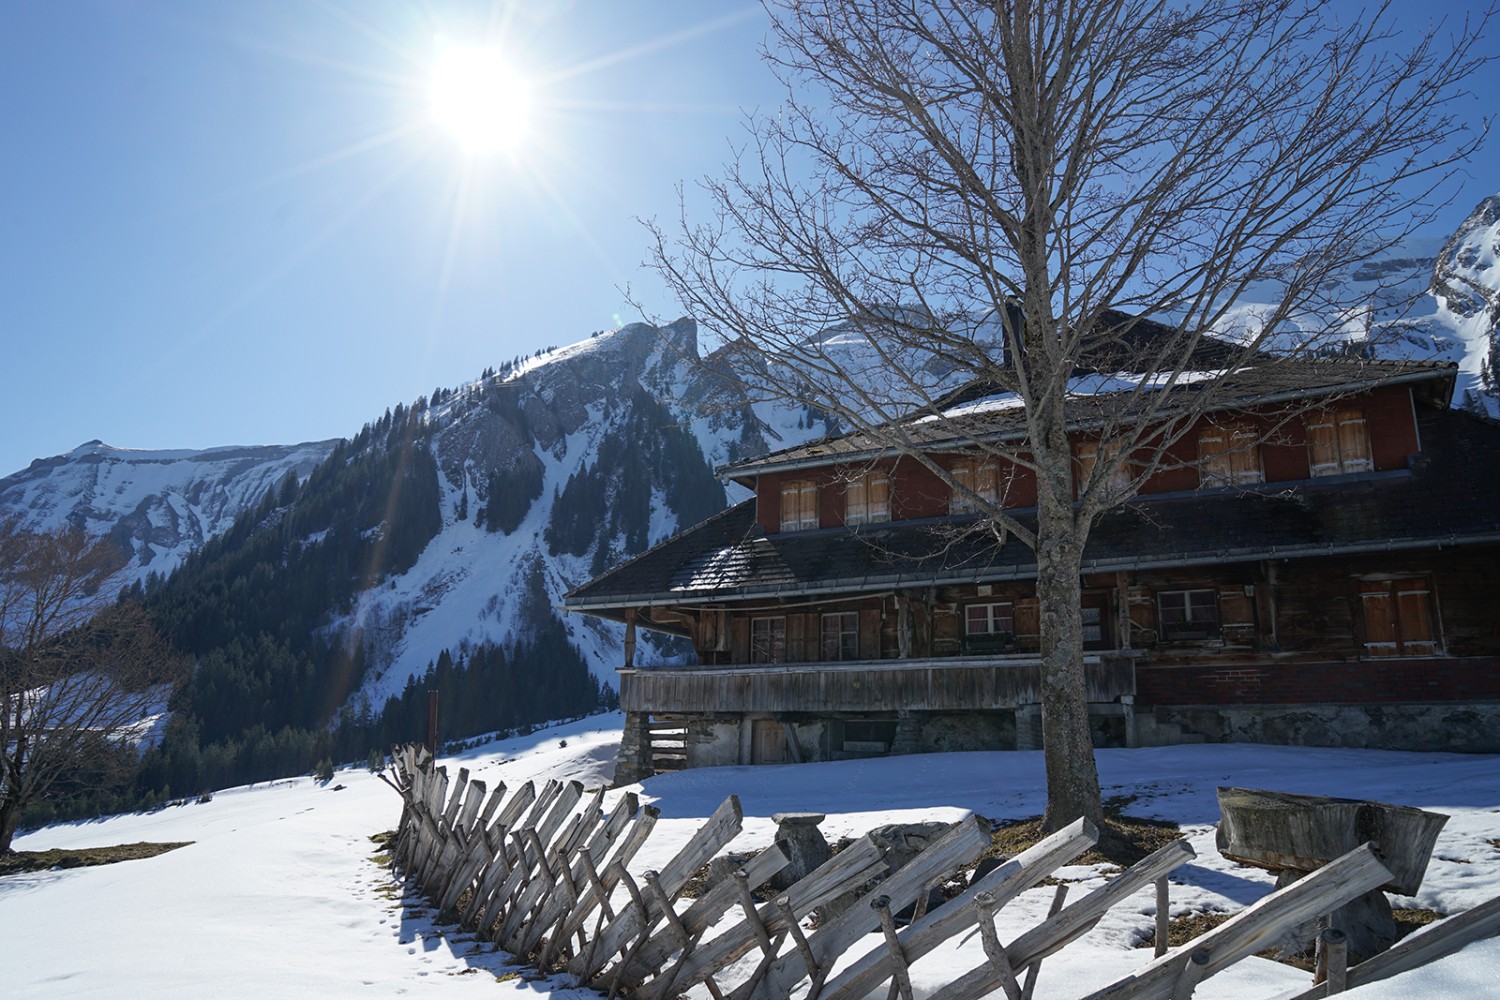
[752,385,1422,530]
[1136,656,1500,705]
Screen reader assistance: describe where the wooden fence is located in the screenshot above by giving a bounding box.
[382,744,1500,998]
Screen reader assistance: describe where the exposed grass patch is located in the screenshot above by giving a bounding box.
[369,830,396,867]
[984,811,1182,870]
[0,841,192,877]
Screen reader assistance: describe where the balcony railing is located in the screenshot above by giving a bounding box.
[618,654,1135,715]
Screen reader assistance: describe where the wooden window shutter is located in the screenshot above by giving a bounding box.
[1307,414,1341,476]
[1337,408,1373,473]
[1198,427,1231,487]
[1358,581,1399,657]
[869,473,890,521]
[1075,441,1099,494]
[1229,426,1262,484]
[780,482,800,531]
[786,612,807,662]
[977,462,998,502]
[845,475,867,524]
[1217,586,1256,627]
[782,480,818,530]
[951,462,974,513]
[1012,598,1041,642]
[859,609,881,658]
[1394,577,1436,655]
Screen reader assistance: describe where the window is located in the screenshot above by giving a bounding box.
[821,612,859,660]
[965,602,1015,636]
[1307,408,1373,477]
[1157,589,1220,639]
[1357,577,1438,658]
[950,460,998,513]
[750,616,787,663]
[1198,422,1262,487]
[779,479,819,532]
[1075,440,1133,495]
[845,471,890,525]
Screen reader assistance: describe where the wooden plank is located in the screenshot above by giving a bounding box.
[1080,843,1392,1000]
[632,835,887,1000]
[819,817,1097,1000]
[557,803,661,944]
[938,837,1197,1000]
[751,816,992,1000]
[577,796,744,982]
[617,843,791,985]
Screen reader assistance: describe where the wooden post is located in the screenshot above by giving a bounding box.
[872,896,915,1000]
[1321,928,1348,993]
[1020,883,1069,1000]
[1172,948,1211,1000]
[1155,875,1171,957]
[624,608,638,668]
[973,891,1023,1000]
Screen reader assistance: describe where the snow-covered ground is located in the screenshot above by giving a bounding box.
[5,716,1498,999]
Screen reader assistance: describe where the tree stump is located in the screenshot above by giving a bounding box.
[1216,787,1448,962]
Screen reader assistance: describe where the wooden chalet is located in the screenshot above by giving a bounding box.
[563,354,1500,781]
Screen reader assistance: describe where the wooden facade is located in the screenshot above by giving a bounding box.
[565,361,1500,778]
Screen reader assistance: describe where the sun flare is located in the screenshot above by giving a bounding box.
[429,44,533,155]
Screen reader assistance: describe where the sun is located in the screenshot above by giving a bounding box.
[429,44,533,155]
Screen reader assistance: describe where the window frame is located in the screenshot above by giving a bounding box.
[820,611,860,661]
[965,601,1015,637]
[1156,588,1221,640]
[750,616,788,664]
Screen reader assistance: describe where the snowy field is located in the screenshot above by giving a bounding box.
[4,714,1498,999]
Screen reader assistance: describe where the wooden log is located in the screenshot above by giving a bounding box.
[1283,892,1500,1000]
[819,817,1096,1000]
[1020,883,1069,1000]
[973,891,1022,1000]
[939,837,1197,1000]
[751,816,992,1000]
[1080,843,1392,1000]
[873,896,916,1000]
[576,796,744,983]
[441,767,470,832]
[630,835,886,1000]
[498,828,559,949]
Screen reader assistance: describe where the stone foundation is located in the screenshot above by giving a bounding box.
[1148,702,1500,753]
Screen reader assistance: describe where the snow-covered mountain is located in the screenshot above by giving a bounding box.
[329,317,838,707]
[4,194,1498,738]
[0,439,339,590]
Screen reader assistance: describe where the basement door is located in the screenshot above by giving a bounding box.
[751,720,789,765]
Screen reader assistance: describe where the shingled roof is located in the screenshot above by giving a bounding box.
[563,405,1500,616]
[720,358,1457,480]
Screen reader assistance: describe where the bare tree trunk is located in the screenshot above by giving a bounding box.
[1034,430,1104,832]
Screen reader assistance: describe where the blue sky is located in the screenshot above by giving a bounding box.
[1,1,1495,478]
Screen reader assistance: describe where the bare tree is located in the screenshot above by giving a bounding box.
[647,0,1492,829]
[0,517,186,852]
